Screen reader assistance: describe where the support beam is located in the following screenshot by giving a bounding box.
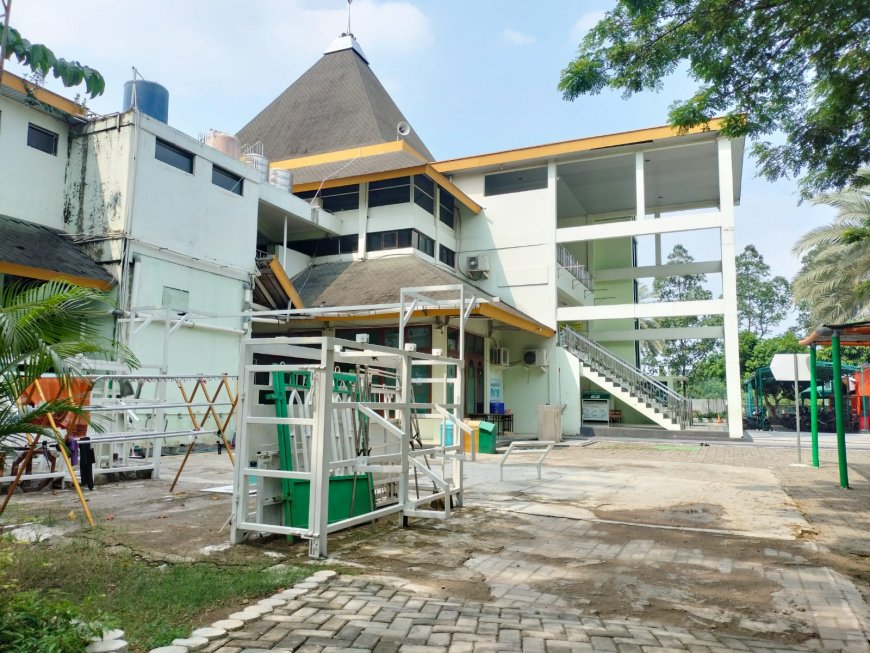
[831,331,849,488]
[810,344,819,467]
[557,299,724,322]
[556,212,722,244]
[635,152,645,221]
[595,326,724,341]
[595,260,722,282]
[718,138,743,439]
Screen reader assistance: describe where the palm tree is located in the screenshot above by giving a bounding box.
[792,168,870,325]
[0,280,136,447]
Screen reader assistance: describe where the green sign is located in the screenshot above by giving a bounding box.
[582,392,609,400]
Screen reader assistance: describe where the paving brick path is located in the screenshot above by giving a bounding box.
[199,574,849,653]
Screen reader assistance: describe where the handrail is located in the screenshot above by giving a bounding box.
[556,244,594,291]
[559,326,692,428]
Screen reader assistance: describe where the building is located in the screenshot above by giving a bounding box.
[0,31,746,439]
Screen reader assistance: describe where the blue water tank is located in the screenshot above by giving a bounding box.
[123,80,169,123]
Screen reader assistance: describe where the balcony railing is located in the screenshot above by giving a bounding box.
[557,244,594,291]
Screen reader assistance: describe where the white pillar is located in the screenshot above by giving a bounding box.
[654,213,662,265]
[308,344,334,557]
[718,138,743,438]
[635,152,646,221]
[356,182,368,259]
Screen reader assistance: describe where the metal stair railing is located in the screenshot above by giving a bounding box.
[559,326,692,428]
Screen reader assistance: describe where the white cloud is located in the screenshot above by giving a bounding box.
[503,28,535,46]
[571,10,606,42]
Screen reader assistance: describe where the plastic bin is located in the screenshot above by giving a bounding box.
[439,421,455,446]
[477,420,497,454]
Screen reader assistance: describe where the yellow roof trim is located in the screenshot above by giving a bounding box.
[271,140,428,171]
[1,71,86,117]
[433,119,726,173]
[267,257,305,309]
[476,303,555,338]
[292,164,482,215]
[0,261,112,290]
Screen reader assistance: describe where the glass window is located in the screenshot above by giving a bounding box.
[27,123,58,155]
[439,190,456,228]
[414,231,435,257]
[439,245,456,268]
[212,165,243,195]
[155,138,194,173]
[297,185,359,212]
[369,176,411,208]
[484,166,547,196]
[413,175,435,214]
[162,286,189,311]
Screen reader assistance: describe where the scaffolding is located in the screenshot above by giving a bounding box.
[230,335,469,558]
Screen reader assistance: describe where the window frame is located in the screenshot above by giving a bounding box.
[27,123,59,156]
[211,164,244,195]
[155,138,194,174]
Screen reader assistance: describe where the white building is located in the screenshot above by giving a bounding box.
[0,32,745,439]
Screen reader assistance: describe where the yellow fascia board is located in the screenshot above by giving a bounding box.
[292,164,482,215]
[268,257,305,309]
[476,303,555,337]
[271,140,428,171]
[1,71,86,117]
[433,119,726,174]
[0,261,112,290]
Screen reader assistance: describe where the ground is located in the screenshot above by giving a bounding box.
[2,437,870,652]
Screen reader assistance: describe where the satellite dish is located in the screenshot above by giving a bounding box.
[396,121,411,139]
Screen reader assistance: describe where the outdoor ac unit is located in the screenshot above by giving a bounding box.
[523,348,549,366]
[465,255,490,279]
[490,347,510,366]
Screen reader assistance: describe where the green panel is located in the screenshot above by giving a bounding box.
[477,420,497,454]
[285,475,375,529]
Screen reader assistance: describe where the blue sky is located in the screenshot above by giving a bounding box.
[9,0,836,313]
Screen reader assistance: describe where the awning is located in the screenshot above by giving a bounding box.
[800,321,870,348]
[0,215,114,290]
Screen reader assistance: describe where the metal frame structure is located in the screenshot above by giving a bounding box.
[499,440,554,481]
[231,335,469,558]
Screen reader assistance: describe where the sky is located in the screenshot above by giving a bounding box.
[7,0,836,319]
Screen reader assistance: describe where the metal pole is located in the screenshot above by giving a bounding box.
[809,344,819,467]
[282,215,288,270]
[793,353,801,464]
[831,331,849,489]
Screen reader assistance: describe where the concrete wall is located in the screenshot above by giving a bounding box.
[0,96,71,229]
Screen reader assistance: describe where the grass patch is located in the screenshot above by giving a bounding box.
[0,535,313,651]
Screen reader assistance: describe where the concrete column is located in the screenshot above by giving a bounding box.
[717,138,743,438]
[635,152,646,221]
[308,345,335,557]
[356,182,368,259]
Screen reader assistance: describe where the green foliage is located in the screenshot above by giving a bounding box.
[0,280,137,445]
[792,168,870,324]
[3,27,105,98]
[558,0,870,198]
[0,588,102,653]
[736,245,792,337]
[739,331,803,382]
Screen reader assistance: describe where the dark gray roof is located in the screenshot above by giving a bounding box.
[237,45,434,163]
[0,215,113,286]
[291,150,426,185]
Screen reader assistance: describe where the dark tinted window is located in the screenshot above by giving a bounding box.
[484,166,547,196]
[439,190,456,228]
[369,176,410,208]
[212,165,243,195]
[413,175,435,214]
[297,185,359,212]
[439,245,456,268]
[155,138,194,173]
[414,232,435,257]
[27,124,58,155]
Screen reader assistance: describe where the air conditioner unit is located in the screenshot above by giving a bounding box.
[465,254,490,279]
[522,348,549,366]
[489,347,510,366]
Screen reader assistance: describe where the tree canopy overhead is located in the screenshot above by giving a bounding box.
[558,0,870,199]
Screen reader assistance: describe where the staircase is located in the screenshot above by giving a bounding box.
[559,326,692,431]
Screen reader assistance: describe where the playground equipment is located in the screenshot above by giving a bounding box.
[230,335,468,558]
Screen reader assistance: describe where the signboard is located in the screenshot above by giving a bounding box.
[582,391,610,400]
[770,353,811,382]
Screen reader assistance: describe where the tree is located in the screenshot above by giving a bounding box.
[643,244,721,388]
[792,168,870,324]
[735,245,792,337]
[0,281,135,447]
[1,26,105,97]
[558,0,870,198]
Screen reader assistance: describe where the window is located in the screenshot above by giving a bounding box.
[297,185,359,212]
[369,176,410,208]
[439,190,456,228]
[484,166,547,196]
[413,175,435,214]
[212,165,244,195]
[439,245,456,268]
[27,123,58,155]
[290,235,357,256]
[155,138,194,173]
[414,231,435,257]
[162,286,189,311]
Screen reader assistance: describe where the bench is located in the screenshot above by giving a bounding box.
[609,410,622,424]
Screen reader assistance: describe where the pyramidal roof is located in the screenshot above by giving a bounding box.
[237,34,434,163]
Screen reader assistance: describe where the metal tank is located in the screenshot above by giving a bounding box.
[268,168,293,191]
[203,131,241,160]
[122,80,169,123]
[241,153,269,183]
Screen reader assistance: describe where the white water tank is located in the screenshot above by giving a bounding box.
[241,153,269,183]
[269,168,292,191]
[204,131,241,159]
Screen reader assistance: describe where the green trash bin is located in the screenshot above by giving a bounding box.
[477,420,497,454]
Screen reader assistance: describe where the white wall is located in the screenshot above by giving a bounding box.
[0,96,71,229]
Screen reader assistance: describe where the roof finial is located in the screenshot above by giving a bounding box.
[345,0,353,38]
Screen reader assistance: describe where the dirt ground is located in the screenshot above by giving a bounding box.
[3,439,870,649]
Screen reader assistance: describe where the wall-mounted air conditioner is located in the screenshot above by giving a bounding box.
[522,348,549,367]
[489,347,510,366]
[465,254,490,279]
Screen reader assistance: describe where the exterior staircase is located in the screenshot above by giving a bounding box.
[559,326,692,431]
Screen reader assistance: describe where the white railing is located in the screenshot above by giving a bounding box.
[557,244,594,291]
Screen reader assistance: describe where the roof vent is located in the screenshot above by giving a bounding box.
[324,34,369,64]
